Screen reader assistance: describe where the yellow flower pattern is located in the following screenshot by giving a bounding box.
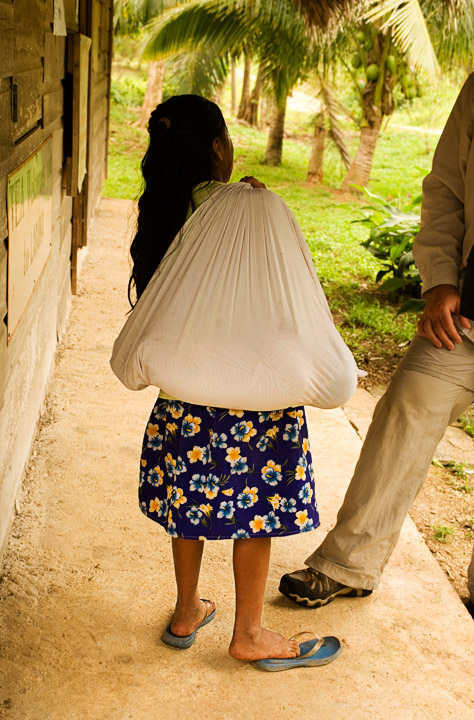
[149,498,160,513]
[187,446,203,463]
[225,447,241,463]
[139,401,318,539]
[249,515,265,533]
[147,423,159,437]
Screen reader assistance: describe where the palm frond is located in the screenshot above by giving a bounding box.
[296,0,365,28]
[166,47,229,96]
[142,1,253,59]
[364,0,439,78]
[317,78,351,168]
[424,0,474,67]
[142,0,314,105]
[114,0,165,33]
[254,2,313,101]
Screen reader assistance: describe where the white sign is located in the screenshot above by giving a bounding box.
[7,139,53,342]
[53,0,67,36]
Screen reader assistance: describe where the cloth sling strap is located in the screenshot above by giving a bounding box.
[460,244,474,320]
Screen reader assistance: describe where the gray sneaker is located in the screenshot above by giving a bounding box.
[279,567,373,608]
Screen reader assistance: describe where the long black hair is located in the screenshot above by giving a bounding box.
[128,94,227,306]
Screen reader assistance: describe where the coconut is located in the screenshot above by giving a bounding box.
[366,64,379,82]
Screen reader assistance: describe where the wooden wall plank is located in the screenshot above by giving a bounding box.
[13,0,44,75]
[43,87,64,130]
[64,0,79,32]
[0,173,6,348]
[60,192,72,250]
[0,77,13,158]
[90,0,101,73]
[84,0,113,232]
[0,3,14,26]
[43,33,65,89]
[101,0,110,39]
[0,173,6,242]
[0,3,14,80]
[0,173,6,355]
[43,0,54,25]
[1,127,44,177]
[0,324,7,394]
[0,243,6,320]
[51,128,63,174]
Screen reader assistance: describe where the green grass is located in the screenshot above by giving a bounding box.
[431,522,457,543]
[459,408,474,438]
[102,69,467,366]
[443,461,474,493]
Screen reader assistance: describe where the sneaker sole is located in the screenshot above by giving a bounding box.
[279,581,372,608]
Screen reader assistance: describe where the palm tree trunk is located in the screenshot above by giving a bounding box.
[342,81,382,190]
[342,31,391,190]
[260,93,269,128]
[249,64,264,127]
[307,113,326,184]
[237,51,252,122]
[341,121,381,190]
[210,81,225,105]
[264,96,287,166]
[137,60,165,127]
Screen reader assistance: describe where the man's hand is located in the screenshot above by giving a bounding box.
[417,284,471,350]
[239,176,266,189]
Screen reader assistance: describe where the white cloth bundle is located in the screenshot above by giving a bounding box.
[110,182,358,410]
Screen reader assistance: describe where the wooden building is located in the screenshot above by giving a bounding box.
[0,0,113,555]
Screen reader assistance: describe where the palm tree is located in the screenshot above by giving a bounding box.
[142,0,315,164]
[340,0,474,189]
[339,0,439,189]
[143,1,257,116]
[254,2,314,163]
[306,75,352,183]
[163,45,229,97]
[421,0,474,71]
[114,0,167,127]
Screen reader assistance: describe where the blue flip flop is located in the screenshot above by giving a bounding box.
[161,599,216,649]
[254,632,341,672]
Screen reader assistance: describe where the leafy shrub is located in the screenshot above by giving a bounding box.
[353,185,427,313]
[110,76,146,108]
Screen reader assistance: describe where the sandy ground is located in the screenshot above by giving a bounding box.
[1,198,473,720]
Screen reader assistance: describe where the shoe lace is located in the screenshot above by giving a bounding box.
[304,568,337,593]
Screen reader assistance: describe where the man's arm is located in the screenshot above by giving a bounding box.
[414,74,474,349]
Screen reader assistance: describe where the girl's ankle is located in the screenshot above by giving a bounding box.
[232,624,262,642]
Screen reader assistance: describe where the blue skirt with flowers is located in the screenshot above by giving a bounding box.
[139,399,319,540]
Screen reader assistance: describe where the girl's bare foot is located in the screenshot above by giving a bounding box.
[229,627,300,662]
[170,598,215,637]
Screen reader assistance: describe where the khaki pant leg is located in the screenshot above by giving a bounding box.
[306,336,474,590]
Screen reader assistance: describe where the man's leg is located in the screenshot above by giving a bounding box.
[280,336,474,606]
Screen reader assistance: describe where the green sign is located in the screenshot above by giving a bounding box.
[7,138,53,342]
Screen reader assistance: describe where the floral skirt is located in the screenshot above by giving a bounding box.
[139,399,319,540]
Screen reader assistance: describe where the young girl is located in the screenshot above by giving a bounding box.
[129,94,340,670]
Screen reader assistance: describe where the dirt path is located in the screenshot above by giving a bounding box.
[1,199,473,720]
